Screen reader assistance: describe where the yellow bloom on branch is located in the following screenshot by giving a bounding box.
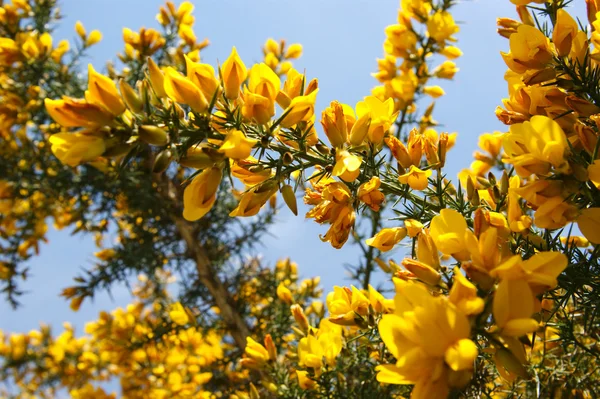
[280,89,319,128]
[332,150,362,182]
[218,129,257,160]
[430,209,470,262]
[163,67,208,113]
[183,167,223,221]
[221,46,247,100]
[357,176,385,211]
[229,182,278,217]
[376,279,477,396]
[398,165,431,191]
[85,64,126,116]
[45,97,113,128]
[49,132,106,167]
[365,227,407,252]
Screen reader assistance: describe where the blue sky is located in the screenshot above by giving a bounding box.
[0,1,587,335]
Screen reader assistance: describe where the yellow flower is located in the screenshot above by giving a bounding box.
[430,209,470,261]
[502,25,553,73]
[221,46,248,100]
[229,182,278,217]
[230,157,272,185]
[398,165,431,191]
[218,129,257,160]
[147,57,166,98]
[85,64,126,116]
[321,101,354,148]
[185,55,219,102]
[588,160,600,189]
[449,268,484,316]
[86,30,102,46]
[533,195,577,230]
[169,302,190,326]
[298,320,343,369]
[385,135,413,168]
[245,337,269,364]
[0,37,21,65]
[163,67,208,113]
[365,227,407,252]
[503,115,569,177]
[433,60,459,79]
[404,219,423,238]
[297,370,317,390]
[182,167,223,221]
[427,10,459,43]
[285,43,303,59]
[402,258,442,286]
[332,150,362,182]
[356,96,396,144]
[493,279,539,337]
[423,85,445,98]
[280,89,319,128]
[376,279,477,395]
[577,207,600,245]
[276,283,293,304]
[553,8,579,57]
[49,132,106,167]
[247,62,280,101]
[45,97,113,128]
[357,177,385,211]
[384,21,417,58]
[326,286,366,326]
[241,90,275,125]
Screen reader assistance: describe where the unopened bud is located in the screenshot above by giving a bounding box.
[315,143,330,155]
[139,125,169,146]
[153,149,173,173]
[500,170,509,196]
[249,383,260,399]
[282,152,294,165]
[264,334,277,361]
[281,184,298,216]
[470,188,480,206]
[466,176,475,200]
[291,304,310,332]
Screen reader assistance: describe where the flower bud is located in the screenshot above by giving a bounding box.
[153,149,173,173]
[291,304,309,332]
[281,184,298,216]
[139,125,169,146]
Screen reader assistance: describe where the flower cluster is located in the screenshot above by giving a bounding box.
[1,0,600,398]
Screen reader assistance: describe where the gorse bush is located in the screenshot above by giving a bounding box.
[0,0,599,397]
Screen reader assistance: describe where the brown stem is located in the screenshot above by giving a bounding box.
[152,165,250,350]
[172,215,250,349]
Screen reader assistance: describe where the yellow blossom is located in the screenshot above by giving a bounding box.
[49,132,106,167]
[222,46,247,100]
[182,167,223,221]
[85,64,126,116]
[398,165,431,191]
[332,150,362,182]
[430,209,470,261]
[365,227,407,252]
[218,129,257,160]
